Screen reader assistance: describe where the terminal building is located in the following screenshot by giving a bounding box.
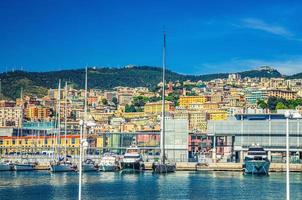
[207,113,302,163]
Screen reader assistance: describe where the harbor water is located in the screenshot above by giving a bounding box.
[0,171,302,200]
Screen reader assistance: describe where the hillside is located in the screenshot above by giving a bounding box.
[0,66,286,99]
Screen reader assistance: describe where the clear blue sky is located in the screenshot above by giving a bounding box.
[1,0,302,75]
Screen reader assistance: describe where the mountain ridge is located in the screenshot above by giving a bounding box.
[0,66,299,100]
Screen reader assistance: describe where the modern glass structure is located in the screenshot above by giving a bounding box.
[207,114,302,162]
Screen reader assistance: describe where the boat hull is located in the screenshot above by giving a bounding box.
[153,163,176,173]
[82,163,97,172]
[50,164,74,172]
[0,164,12,171]
[14,164,35,171]
[99,164,118,172]
[243,160,270,175]
[121,162,145,173]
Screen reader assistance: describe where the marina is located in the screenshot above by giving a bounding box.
[0,171,302,200]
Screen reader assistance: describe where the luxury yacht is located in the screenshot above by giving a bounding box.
[121,147,145,172]
[243,145,270,175]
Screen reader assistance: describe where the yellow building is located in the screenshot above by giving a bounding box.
[144,101,173,114]
[25,106,50,121]
[179,96,208,108]
[121,112,147,119]
[206,110,228,120]
[267,89,297,100]
[0,135,80,148]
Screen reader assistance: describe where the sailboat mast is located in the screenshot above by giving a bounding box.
[79,67,87,200]
[161,32,166,164]
[64,82,67,157]
[57,79,61,156]
[84,66,88,135]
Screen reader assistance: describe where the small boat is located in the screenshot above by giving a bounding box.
[99,153,120,172]
[121,147,145,173]
[50,161,75,172]
[0,161,13,171]
[152,162,176,173]
[13,162,36,171]
[82,159,98,172]
[243,145,270,175]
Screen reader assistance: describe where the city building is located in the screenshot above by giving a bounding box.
[0,107,22,127]
[144,101,173,114]
[179,96,208,108]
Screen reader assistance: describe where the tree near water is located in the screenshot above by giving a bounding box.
[276,102,287,109]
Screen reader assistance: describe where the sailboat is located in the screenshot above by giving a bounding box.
[152,32,176,173]
[50,80,75,172]
[13,88,36,171]
[81,67,98,172]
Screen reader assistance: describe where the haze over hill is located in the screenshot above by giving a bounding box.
[0,66,300,100]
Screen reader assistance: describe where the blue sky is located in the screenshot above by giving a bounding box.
[1,0,302,75]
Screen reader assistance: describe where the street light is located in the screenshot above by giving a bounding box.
[78,119,96,200]
[284,111,302,200]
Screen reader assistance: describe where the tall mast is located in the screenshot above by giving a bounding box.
[84,66,88,134]
[161,32,166,164]
[79,66,87,200]
[64,82,68,157]
[0,79,2,99]
[57,79,61,155]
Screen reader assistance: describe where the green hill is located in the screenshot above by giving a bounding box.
[0,66,286,99]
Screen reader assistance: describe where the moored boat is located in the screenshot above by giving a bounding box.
[82,159,98,172]
[99,153,120,172]
[0,161,13,171]
[121,147,145,173]
[50,161,75,172]
[243,145,270,175]
[152,162,176,173]
[13,163,36,171]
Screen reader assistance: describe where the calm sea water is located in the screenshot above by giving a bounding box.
[0,171,301,200]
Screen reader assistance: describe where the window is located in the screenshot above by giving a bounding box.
[12,140,15,145]
[72,138,75,144]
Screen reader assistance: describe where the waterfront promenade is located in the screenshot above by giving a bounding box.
[2,155,302,172]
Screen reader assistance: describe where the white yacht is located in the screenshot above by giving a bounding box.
[121,147,145,172]
[82,159,98,172]
[99,153,120,172]
[50,160,75,172]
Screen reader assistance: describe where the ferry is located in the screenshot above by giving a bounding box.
[99,153,120,172]
[121,147,145,172]
[243,145,270,175]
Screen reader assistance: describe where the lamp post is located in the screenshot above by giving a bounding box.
[284,111,302,200]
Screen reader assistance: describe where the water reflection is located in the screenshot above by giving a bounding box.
[0,171,302,200]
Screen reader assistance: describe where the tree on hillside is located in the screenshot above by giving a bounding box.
[112,97,118,105]
[257,100,268,109]
[101,98,108,105]
[276,102,287,110]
